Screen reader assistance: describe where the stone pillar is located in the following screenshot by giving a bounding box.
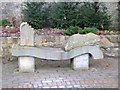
[19,57,35,72]
[71,54,89,70]
[19,22,35,72]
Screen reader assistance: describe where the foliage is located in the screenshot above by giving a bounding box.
[64,26,99,36]
[81,27,99,34]
[22,2,111,30]
[0,19,11,26]
[51,2,81,29]
[64,26,82,36]
[22,2,49,29]
[52,2,111,29]
[78,2,111,29]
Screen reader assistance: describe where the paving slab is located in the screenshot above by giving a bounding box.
[2,56,118,88]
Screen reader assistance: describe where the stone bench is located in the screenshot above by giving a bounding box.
[11,22,104,72]
[12,46,103,72]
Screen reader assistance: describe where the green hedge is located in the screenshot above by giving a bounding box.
[64,26,99,36]
[22,2,111,30]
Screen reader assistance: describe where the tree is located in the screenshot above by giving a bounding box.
[22,2,49,29]
[52,2,81,29]
[52,2,111,29]
[22,2,111,30]
[77,2,111,29]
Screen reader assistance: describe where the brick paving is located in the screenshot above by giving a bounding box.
[1,56,118,88]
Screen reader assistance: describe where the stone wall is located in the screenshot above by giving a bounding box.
[2,35,120,48]
[34,35,69,47]
[1,34,119,63]
[100,35,119,57]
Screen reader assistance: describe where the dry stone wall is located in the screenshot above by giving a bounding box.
[2,35,120,48]
[1,34,120,64]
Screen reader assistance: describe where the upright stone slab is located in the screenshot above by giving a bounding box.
[71,54,89,70]
[20,22,34,46]
[19,22,35,72]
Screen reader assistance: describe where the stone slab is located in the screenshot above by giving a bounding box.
[19,57,35,72]
[11,46,103,60]
[71,54,89,70]
[20,22,34,46]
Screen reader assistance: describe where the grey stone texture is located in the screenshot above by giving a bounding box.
[11,23,104,72]
[20,22,34,46]
[64,33,100,51]
[71,54,89,70]
[11,46,103,60]
[17,22,35,72]
[11,46,103,72]
[105,35,120,43]
[2,34,119,59]
[19,57,35,72]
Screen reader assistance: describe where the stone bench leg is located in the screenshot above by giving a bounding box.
[71,54,89,70]
[18,57,35,72]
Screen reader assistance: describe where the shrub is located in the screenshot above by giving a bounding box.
[22,2,111,30]
[64,26,82,36]
[0,19,11,26]
[81,27,99,34]
[64,26,99,36]
[52,2,111,29]
[22,2,55,29]
[78,2,111,29]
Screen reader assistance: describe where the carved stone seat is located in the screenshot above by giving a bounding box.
[11,22,104,72]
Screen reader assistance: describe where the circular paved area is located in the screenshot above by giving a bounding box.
[2,56,118,88]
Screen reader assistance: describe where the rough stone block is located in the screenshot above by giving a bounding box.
[35,35,42,46]
[7,37,13,44]
[59,35,66,46]
[100,37,114,48]
[71,54,89,70]
[19,57,35,72]
[106,35,119,43]
[12,37,19,44]
[65,33,100,51]
[54,36,60,45]
[118,35,120,43]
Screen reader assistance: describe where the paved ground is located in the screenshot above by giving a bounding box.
[2,55,118,88]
